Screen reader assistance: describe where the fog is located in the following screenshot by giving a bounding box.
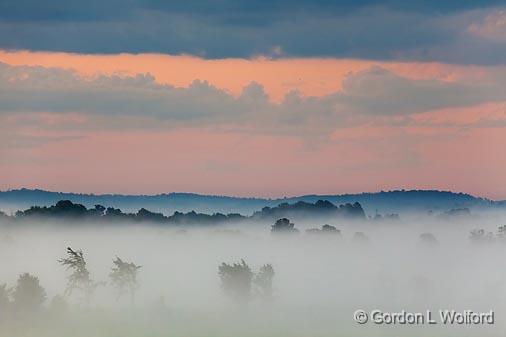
[1,213,506,337]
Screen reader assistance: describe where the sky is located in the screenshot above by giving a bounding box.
[0,1,506,199]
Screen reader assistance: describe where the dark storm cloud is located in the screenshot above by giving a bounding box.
[0,1,505,63]
[1,1,503,22]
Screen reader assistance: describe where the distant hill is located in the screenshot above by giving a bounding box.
[0,188,503,216]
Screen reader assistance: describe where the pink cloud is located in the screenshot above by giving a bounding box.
[1,51,506,199]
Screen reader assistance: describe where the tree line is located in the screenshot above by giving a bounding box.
[0,198,369,226]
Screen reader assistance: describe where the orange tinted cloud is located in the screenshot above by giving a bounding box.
[0,50,496,102]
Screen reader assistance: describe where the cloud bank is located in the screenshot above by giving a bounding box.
[1,62,505,136]
[0,2,505,64]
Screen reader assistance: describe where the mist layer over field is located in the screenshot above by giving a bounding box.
[1,214,506,337]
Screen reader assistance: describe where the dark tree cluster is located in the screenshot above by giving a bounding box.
[169,210,244,225]
[306,224,341,236]
[371,213,400,222]
[12,200,247,225]
[271,218,299,235]
[15,200,89,218]
[6,199,369,226]
[439,207,471,220]
[253,200,366,221]
[274,219,368,243]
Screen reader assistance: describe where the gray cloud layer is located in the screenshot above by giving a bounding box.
[1,62,505,134]
[0,2,505,64]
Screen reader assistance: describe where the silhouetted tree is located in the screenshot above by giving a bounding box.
[167,210,243,225]
[271,218,299,235]
[254,264,275,300]
[443,208,471,217]
[0,283,11,313]
[218,259,254,303]
[497,225,506,239]
[372,213,400,222]
[306,224,341,236]
[0,210,8,220]
[305,228,321,235]
[352,232,369,243]
[109,257,142,305]
[469,229,494,244]
[12,273,46,312]
[59,247,99,303]
[253,200,366,221]
[88,204,106,217]
[49,294,68,314]
[14,200,105,220]
[135,208,167,222]
[105,207,124,217]
[419,233,438,247]
[322,224,337,232]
